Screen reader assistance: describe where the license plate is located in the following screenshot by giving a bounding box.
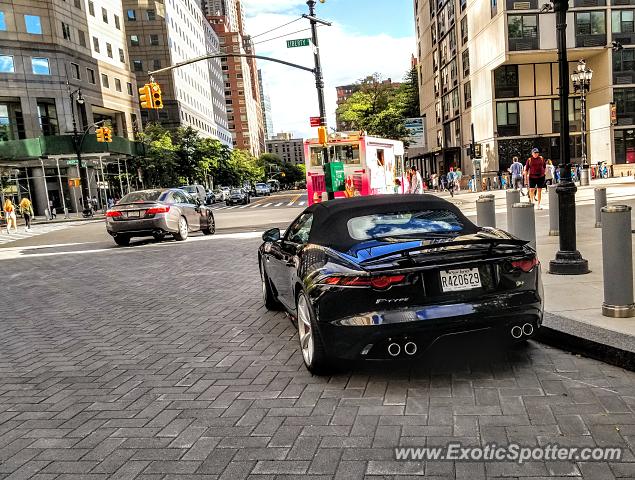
[440,268,482,292]
[126,211,140,218]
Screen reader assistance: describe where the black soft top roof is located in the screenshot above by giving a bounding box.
[307,194,477,251]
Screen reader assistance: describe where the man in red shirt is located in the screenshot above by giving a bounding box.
[525,148,546,209]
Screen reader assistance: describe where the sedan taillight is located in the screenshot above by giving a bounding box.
[321,274,406,290]
[105,210,122,217]
[510,257,540,272]
[145,206,171,215]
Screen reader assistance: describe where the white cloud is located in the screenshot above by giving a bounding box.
[245,8,415,141]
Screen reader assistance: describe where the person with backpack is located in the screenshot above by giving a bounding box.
[19,197,34,231]
[525,148,547,209]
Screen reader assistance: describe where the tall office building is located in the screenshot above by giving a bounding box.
[0,0,141,214]
[258,69,274,140]
[204,0,265,156]
[123,0,231,146]
[414,0,635,177]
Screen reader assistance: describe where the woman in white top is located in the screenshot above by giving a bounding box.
[545,159,555,185]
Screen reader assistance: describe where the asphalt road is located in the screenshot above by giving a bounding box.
[0,190,634,479]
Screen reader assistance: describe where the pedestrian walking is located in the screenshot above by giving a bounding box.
[431,173,439,192]
[525,148,547,209]
[3,199,17,234]
[19,197,34,231]
[447,167,457,197]
[455,168,462,192]
[48,199,56,219]
[509,156,525,195]
[408,166,424,194]
[545,159,555,186]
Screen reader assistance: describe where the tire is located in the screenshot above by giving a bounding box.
[114,235,130,246]
[173,216,189,241]
[260,259,282,311]
[296,291,331,375]
[202,212,215,235]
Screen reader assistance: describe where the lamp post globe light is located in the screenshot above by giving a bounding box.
[571,59,593,168]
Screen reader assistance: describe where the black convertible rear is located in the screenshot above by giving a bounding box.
[258,195,544,374]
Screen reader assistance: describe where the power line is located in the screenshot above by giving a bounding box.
[251,17,303,39]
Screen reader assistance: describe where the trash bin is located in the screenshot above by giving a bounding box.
[580,164,590,186]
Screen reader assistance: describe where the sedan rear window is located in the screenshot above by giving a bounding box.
[120,190,163,203]
[347,210,464,240]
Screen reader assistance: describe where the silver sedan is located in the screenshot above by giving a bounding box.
[106,188,215,246]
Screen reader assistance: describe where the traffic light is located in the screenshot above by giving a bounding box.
[96,127,105,143]
[317,126,327,145]
[150,82,163,109]
[139,84,152,109]
[103,126,113,143]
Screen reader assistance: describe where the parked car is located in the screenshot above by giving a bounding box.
[180,185,206,204]
[267,179,280,193]
[258,194,544,374]
[205,190,216,205]
[214,187,228,202]
[226,188,250,206]
[254,183,271,196]
[106,188,215,246]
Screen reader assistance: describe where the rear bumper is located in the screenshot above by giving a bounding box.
[315,291,543,360]
[106,215,176,237]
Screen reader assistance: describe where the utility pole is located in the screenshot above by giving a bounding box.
[305,0,334,199]
[548,0,589,275]
[69,88,91,216]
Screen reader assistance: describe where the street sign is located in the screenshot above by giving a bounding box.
[310,117,321,127]
[286,38,311,48]
[66,159,78,166]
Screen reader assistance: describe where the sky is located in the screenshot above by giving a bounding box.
[242,0,416,140]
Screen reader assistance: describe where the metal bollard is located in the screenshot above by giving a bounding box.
[580,166,590,186]
[548,186,559,236]
[601,205,635,318]
[511,202,536,250]
[476,197,496,228]
[505,189,520,232]
[594,187,607,228]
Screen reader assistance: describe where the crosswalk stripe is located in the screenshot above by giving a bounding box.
[298,201,306,206]
[238,204,250,209]
[275,202,283,207]
[249,203,262,208]
[261,203,272,208]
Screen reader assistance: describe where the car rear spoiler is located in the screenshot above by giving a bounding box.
[358,238,529,265]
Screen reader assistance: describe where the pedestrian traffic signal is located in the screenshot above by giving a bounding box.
[473,143,482,158]
[150,82,163,109]
[317,126,328,145]
[103,126,113,143]
[96,127,105,143]
[139,83,152,109]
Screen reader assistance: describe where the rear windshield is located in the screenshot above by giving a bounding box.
[231,189,242,194]
[120,190,163,203]
[180,186,197,193]
[347,210,464,240]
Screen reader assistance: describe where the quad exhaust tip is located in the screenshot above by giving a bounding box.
[511,326,523,339]
[522,323,534,336]
[404,341,417,356]
[387,342,401,357]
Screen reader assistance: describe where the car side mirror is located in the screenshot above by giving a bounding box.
[262,227,281,243]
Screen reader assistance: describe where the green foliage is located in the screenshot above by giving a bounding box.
[258,153,305,184]
[133,123,263,188]
[335,68,420,144]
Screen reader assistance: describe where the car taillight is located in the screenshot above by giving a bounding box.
[322,274,406,290]
[145,206,171,215]
[105,210,122,217]
[510,257,540,272]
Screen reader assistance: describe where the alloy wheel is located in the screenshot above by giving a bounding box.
[179,217,187,237]
[297,295,314,366]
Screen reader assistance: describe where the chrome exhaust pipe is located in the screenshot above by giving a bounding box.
[522,323,534,336]
[511,326,523,339]
[404,341,417,356]
[387,342,401,357]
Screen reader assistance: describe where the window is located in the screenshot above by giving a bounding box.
[114,14,120,30]
[78,29,86,47]
[462,49,470,77]
[146,9,156,20]
[613,88,635,125]
[101,73,109,88]
[494,65,519,98]
[127,9,136,21]
[102,7,108,23]
[62,22,71,40]
[74,0,82,8]
[614,49,635,83]
[88,1,95,16]
[461,16,468,44]
[37,100,59,136]
[149,34,159,46]
[508,15,537,38]
[576,11,605,35]
[0,11,6,31]
[285,213,313,244]
[552,98,582,131]
[613,10,634,34]
[87,68,95,84]
[106,43,113,58]
[70,63,80,80]
[118,48,125,63]
[93,36,100,53]
[25,15,42,34]
[0,55,15,73]
[127,82,133,95]
[115,78,122,92]
[132,60,143,71]
[130,35,140,46]
[31,57,50,75]
[152,59,161,70]
[464,81,472,108]
[496,101,519,135]
[347,211,464,241]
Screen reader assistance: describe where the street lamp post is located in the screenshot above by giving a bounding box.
[548,1,589,275]
[69,88,92,216]
[571,59,593,167]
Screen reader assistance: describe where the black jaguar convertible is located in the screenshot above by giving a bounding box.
[258,195,544,374]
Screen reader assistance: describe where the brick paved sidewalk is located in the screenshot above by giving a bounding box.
[0,236,634,479]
